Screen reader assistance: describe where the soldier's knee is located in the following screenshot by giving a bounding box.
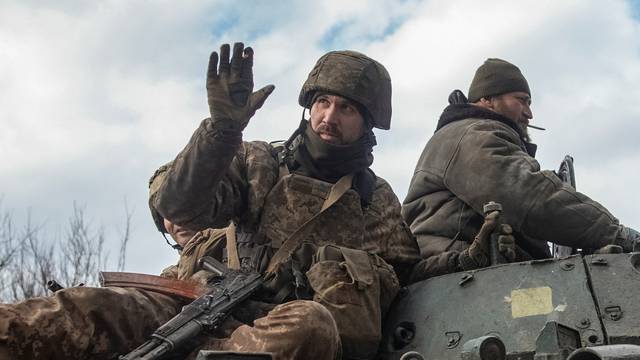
[59,286,181,314]
[274,300,339,342]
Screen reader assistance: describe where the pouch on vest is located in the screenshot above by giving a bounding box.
[175,228,228,282]
[162,226,272,284]
[305,245,400,360]
[261,242,316,303]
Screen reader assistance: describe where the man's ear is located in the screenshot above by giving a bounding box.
[477,97,494,111]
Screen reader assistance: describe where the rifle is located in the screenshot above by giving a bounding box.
[46,279,64,293]
[557,155,576,189]
[553,155,576,258]
[118,256,263,360]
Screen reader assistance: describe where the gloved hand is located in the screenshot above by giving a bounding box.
[459,211,517,270]
[594,244,623,254]
[207,42,275,130]
[497,223,516,262]
[616,226,640,252]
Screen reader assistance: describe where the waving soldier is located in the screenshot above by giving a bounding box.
[147,43,423,359]
[0,42,425,360]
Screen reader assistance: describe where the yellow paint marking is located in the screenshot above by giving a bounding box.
[511,287,553,318]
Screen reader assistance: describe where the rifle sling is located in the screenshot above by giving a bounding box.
[225,223,241,270]
[265,172,354,275]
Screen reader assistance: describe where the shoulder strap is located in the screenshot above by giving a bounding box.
[265,173,354,275]
[225,223,241,270]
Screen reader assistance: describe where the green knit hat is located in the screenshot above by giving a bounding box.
[468,58,530,103]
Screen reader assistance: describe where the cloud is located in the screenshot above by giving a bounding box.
[1,0,639,274]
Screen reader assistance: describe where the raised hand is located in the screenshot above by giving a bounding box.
[206,42,275,130]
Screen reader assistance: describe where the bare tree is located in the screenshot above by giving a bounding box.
[59,203,107,287]
[117,199,133,272]
[7,215,54,300]
[0,201,131,303]
[0,200,18,297]
[0,203,17,270]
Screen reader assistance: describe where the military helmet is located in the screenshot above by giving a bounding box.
[298,50,392,130]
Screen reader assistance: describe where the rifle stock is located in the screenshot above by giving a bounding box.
[118,256,263,360]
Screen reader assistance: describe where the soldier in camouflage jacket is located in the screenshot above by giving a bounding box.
[148,43,421,360]
[0,44,421,360]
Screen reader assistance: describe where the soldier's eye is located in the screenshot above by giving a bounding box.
[317,97,330,106]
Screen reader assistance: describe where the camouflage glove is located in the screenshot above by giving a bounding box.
[615,226,640,252]
[459,211,516,270]
[594,244,623,254]
[497,224,516,262]
[207,42,275,130]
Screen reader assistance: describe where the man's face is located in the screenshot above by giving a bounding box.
[486,91,533,136]
[310,94,365,145]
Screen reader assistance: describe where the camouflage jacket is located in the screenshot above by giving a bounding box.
[403,112,621,279]
[150,118,420,284]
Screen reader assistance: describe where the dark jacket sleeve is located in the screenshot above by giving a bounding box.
[444,120,620,249]
[409,249,460,282]
[151,118,248,230]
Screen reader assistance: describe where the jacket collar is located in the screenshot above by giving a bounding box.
[436,103,537,157]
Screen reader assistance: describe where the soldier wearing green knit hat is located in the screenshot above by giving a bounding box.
[404,57,640,279]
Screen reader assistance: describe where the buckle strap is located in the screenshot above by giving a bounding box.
[265,173,354,275]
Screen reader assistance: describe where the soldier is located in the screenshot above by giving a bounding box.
[146,42,427,360]
[403,58,640,278]
[0,47,522,360]
[145,43,423,359]
[0,43,424,360]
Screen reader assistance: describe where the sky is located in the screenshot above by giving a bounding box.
[1,0,639,274]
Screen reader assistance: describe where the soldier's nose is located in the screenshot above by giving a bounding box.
[324,105,339,124]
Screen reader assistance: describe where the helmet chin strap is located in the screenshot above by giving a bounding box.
[162,232,183,252]
[283,107,308,151]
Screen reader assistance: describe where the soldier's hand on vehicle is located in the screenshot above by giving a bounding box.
[615,226,640,252]
[460,211,517,270]
[207,42,275,130]
[594,244,623,254]
[460,211,497,269]
[497,223,516,262]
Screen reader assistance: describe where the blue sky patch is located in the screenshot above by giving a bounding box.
[629,0,640,20]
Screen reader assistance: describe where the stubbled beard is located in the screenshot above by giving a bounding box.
[315,123,343,144]
[518,122,531,142]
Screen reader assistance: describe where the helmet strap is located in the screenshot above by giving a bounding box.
[283,108,308,152]
[162,232,183,252]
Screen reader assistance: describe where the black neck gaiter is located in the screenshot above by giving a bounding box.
[436,102,538,157]
[292,121,375,183]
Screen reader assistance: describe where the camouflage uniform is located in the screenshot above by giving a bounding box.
[0,287,183,360]
[403,102,624,279]
[149,134,419,359]
[0,47,420,360]
[147,47,421,359]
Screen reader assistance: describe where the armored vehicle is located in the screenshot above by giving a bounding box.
[378,252,640,360]
[378,157,640,360]
[194,253,640,360]
[126,155,640,360]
